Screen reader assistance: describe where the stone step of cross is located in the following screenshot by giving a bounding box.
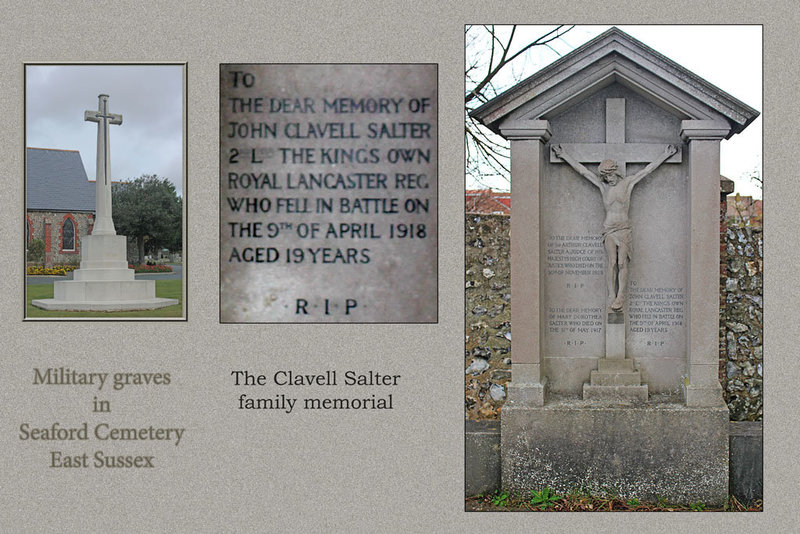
[590,370,642,386]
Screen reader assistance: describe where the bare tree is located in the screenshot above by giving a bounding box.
[748,167,762,192]
[465,25,574,190]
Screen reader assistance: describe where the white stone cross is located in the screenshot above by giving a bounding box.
[549,98,682,171]
[85,94,123,236]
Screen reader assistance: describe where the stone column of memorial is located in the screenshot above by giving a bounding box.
[498,119,552,407]
[680,119,731,407]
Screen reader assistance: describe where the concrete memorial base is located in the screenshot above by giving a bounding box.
[32,234,178,311]
[582,383,649,402]
[501,397,729,505]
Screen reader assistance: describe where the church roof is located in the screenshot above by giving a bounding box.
[26,148,95,212]
[470,27,760,139]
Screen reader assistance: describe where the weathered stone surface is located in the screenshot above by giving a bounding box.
[588,370,642,386]
[538,84,689,395]
[729,421,763,503]
[501,398,729,504]
[596,358,636,372]
[489,383,506,401]
[463,218,762,420]
[465,358,490,376]
[490,369,511,382]
[467,417,760,501]
[471,346,491,359]
[465,420,500,496]
[219,64,437,323]
[582,383,648,402]
[587,352,646,400]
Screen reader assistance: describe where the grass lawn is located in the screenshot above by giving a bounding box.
[26,279,183,319]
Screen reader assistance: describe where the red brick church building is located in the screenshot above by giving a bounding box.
[26,147,95,267]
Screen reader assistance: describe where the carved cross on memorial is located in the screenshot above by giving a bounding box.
[84,94,123,236]
[551,98,680,366]
[551,98,681,312]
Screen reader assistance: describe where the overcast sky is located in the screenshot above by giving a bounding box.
[26,64,184,195]
[468,25,762,198]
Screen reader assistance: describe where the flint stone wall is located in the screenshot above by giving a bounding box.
[465,213,763,422]
[721,225,762,421]
[465,214,510,420]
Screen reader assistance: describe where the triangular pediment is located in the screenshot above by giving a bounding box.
[471,28,759,139]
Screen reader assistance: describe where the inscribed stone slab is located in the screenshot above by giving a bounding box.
[542,84,687,394]
[219,64,437,323]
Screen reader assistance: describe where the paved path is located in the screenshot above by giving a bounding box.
[27,264,183,284]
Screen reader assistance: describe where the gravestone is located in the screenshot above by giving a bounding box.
[219,64,437,323]
[471,28,758,504]
[32,94,178,312]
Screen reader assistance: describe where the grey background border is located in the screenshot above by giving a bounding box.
[0,1,794,531]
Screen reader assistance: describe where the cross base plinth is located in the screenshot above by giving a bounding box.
[74,234,134,280]
[583,309,649,401]
[584,357,648,402]
[32,294,178,311]
[31,234,178,312]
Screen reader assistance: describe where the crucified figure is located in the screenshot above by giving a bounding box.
[552,143,678,312]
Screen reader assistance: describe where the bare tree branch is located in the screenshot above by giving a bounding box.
[465,25,575,189]
[465,25,573,106]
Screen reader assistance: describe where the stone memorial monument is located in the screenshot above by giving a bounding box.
[470,28,758,504]
[32,94,178,311]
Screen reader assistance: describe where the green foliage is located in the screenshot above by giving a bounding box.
[27,238,45,262]
[112,175,182,264]
[689,501,706,512]
[471,488,761,512]
[530,487,561,510]
[490,491,509,507]
[128,263,173,273]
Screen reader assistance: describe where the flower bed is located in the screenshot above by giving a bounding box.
[129,264,173,273]
[26,264,78,276]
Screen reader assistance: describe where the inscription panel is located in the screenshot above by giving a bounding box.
[543,233,605,357]
[219,64,437,323]
[627,285,685,356]
[542,84,688,393]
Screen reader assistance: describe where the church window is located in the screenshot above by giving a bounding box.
[62,217,75,251]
